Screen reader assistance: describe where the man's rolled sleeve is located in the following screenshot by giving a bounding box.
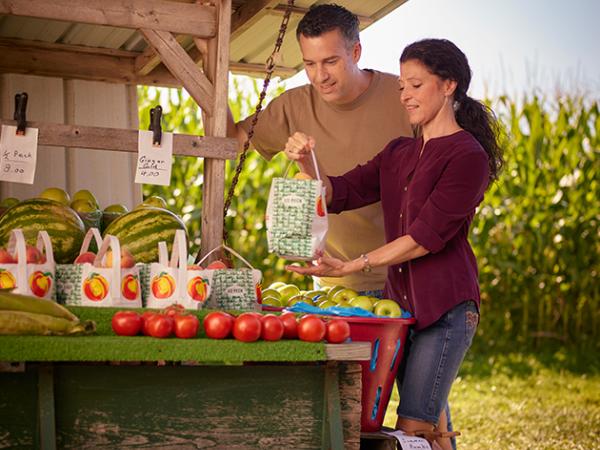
[408,150,489,253]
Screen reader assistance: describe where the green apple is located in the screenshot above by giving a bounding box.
[277,284,301,304]
[305,289,328,301]
[70,199,99,213]
[268,281,286,290]
[326,285,345,300]
[373,299,402,318]
[287,294,314,307]
[349,295,374,312]
[262,296,282,307]
[261,288,281,302]
[0,197,19,208]
[103,203,129,214]
[332,288,359,304]
[72,189,99,209]
[336,300,353,308]
[40,187,70,205]
[317,299,336,309]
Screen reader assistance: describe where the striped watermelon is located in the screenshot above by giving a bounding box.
[103,207,187,263]
[0,199,85,263]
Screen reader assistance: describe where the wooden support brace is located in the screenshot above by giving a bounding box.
[324,362,345,450]
[140,28,215,116]
[37,364,56,450]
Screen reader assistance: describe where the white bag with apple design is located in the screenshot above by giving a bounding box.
[145,229,212,310]
[76,234,142,308]
[197,245,261,311]
[0,229,56,300]
[56,227,103,305]
[266,151,328,261]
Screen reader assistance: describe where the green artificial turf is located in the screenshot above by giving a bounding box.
[0,306,326,363]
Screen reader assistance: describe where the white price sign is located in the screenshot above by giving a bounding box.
[383,430,432,450]
[0,125,38,184]
[135,130,173,186]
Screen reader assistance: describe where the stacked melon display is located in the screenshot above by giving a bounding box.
[0,188,187,264]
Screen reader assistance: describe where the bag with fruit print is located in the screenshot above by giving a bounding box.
[56,227,103,305]
[266,151,328,261]
[0,229,56,300]
[64,233,142,308]
[198,245,261,311]
[144,229,212,310]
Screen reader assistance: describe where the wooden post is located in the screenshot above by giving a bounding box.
[199,0,231,261]
[37,364,56,450]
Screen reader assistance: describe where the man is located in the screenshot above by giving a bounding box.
[228,4,413,295]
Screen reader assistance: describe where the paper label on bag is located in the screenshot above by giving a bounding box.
[281,194,305,208]
[135,130,173,186]
[224,285,246,298]
[0,125,38,184]
[383,430,431,450]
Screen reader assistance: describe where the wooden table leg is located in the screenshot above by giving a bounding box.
[324,362,344,450]
[37,364,56,450]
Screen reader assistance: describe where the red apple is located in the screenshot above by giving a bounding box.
[74,251,96,264]
[105,247,136,268]
[187,264,204,270]
[0,249,16,264]
[207,260,228,270]
[24,245,43,264]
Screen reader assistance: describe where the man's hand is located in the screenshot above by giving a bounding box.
[284,132,315,162]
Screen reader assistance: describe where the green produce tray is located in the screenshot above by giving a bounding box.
[0,306,326,363]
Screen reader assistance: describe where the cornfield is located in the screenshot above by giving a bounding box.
[138,81,599,346]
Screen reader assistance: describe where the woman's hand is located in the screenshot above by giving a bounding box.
[286,255,350,278]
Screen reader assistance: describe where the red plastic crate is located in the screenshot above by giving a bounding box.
[344,316,415,432]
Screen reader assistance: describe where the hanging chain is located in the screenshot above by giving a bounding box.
[222,0,295,244]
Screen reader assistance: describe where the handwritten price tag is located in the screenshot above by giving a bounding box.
[383,430,431,450]
[135,130,173,186]
[0,125,38,184]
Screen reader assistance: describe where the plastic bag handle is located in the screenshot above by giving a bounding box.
[7,229,28,290]
[283,148,321,181]
[79,228,102,254]
[94,234,121,299]
[196,244,255,270]
[36,230,55,265]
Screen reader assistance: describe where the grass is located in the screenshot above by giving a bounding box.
[383,342,600,450]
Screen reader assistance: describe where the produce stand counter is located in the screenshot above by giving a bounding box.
[0,307,371,450]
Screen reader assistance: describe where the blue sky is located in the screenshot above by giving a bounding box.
[285,0,600,100]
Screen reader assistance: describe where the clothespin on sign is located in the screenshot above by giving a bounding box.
[149,105,163,146]
[14,92,28,135]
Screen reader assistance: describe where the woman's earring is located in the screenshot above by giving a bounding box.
[453,100,460,111]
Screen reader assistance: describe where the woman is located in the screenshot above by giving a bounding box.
[285,38,503,449]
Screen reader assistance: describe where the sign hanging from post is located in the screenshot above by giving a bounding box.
[0,125,38,184]
[135,130,173,186]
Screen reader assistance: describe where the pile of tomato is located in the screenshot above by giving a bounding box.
[111,306,351,344]
[111,304,199,339]
[204,311,351,344]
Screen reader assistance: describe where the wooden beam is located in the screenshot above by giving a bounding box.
[0,119,238,160]
[140,28,214,115]
[135,34,191,76]
[230,0,279,40]
[0,37,299,85]
[324,342,371,361]
[271,5,375,27]
[0,0,217,38]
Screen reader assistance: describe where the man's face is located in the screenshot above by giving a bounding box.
[299,29,361,105]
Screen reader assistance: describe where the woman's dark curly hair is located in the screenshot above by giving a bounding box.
[401,39,504,182]
[296,4,359,48]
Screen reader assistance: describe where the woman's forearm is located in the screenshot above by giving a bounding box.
[354,234,429,271]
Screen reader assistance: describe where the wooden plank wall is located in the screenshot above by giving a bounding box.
[0,74,142,210]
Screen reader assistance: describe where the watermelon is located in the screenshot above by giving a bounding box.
[0,199,85,263]
[102,207,187,263]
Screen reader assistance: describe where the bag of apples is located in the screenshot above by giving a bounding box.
[57,230,142,307]
[144,229,212,310]
[0,229,55,299]
[266,152,328,261]
[197,245,261,311]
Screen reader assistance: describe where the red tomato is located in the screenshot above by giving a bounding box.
[141,311,157,336]
[279,312,298,339]
[146,314,174,338]
[297,315,326,342]
[174,314,199,339]
[326,319,351,344]
[163,303,185,318]
[203,311,234,339]
[111,310,143,336]
[260,314,284,341]
[233,313,262,342]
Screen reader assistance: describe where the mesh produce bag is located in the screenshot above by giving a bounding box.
[266,152,328,260]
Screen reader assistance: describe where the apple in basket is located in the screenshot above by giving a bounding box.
[74,252,96,265]
[105,248,135,268]
[206,259,229,270]
[373,299,403,318]
[0,248,16,264]
[18,245,45,264]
